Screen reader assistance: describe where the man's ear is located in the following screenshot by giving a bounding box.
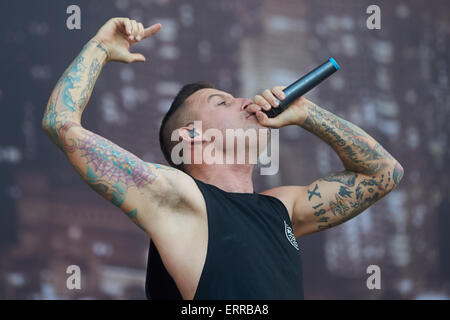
[178,123,202,143]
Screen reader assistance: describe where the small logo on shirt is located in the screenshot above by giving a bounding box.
[284,220,299,251]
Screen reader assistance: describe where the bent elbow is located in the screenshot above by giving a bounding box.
[42,118,50,133]
[41,112,54,133]
[392,161,404,186]
[383,161,404,193]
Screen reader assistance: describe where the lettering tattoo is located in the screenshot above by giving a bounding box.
[307,184,321,200]
[312,203,326,217]
[306,170,397,231]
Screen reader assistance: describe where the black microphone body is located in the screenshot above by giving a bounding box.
[263,58,340,118]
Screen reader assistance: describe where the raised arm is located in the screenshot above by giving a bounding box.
[41,18,197,234]
[249,86,404,238]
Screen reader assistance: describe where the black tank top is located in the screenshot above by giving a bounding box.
[145,177,304,300]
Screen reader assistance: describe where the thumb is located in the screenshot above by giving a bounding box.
[255,110,282,128]
[127,52,146,63]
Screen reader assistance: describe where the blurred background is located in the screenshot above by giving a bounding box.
[0,0,449,299]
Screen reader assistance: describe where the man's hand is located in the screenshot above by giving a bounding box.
[92,17,162,63]
[247,86,312,128]
[258,89,404,238]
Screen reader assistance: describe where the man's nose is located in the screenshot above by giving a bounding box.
[239,98,253,111]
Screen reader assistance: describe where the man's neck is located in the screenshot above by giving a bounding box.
[187,164,255,194]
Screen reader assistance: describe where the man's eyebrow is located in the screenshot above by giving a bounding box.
[207,93,226,103]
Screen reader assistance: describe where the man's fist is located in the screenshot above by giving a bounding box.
[246,86,310,128]
[92,17,161,64]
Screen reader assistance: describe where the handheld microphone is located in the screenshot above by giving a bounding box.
[263,58,340,118]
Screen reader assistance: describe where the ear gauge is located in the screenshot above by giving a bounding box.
[188,127,197,138]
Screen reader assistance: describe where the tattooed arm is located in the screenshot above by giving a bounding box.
[253,86,404,238]
[42,18,200,234]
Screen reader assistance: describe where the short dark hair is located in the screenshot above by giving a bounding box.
[159,81,214,169]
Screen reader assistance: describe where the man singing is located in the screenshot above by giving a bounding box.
[42,18,404,300]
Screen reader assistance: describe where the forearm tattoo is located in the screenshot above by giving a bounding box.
[42,39,108,151]
[307,167,403,231]
[297,102,405,232]
[301,104,396,175]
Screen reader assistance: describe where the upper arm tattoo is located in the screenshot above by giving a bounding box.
[77,130,157,189]
[42,39,177,232]
[68,129,176,212]
[306,169,395,231]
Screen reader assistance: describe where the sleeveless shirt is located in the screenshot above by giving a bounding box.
[145,177,304,300]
